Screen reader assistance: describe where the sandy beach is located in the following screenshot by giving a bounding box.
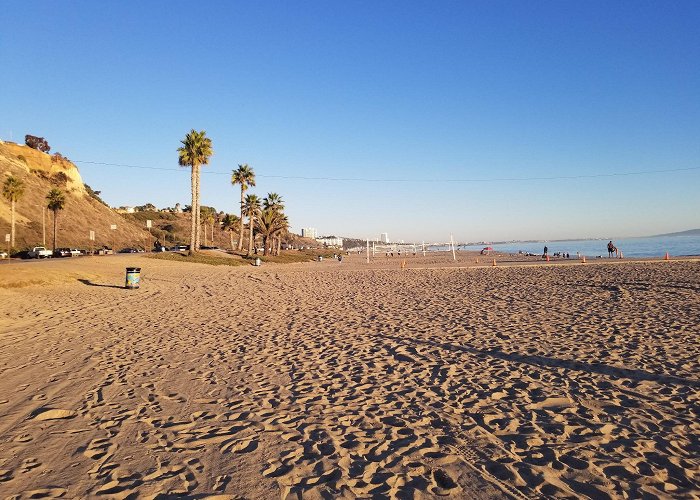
[0,253,698,498]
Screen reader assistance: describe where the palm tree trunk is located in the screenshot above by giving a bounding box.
[247,218,254,256]
[10,199,15,248]
[189,166,196,255]
[263,235,269,256]
[195,165,201,251]
[238,189,245,251]
[52,210,57,250]
[276,235,281,256]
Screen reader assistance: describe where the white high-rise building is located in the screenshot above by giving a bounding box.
[301,228,317,239]
[380,232,390,244]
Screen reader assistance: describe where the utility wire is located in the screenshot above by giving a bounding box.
[72,160,700,183]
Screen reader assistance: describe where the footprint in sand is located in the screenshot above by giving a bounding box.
[83,437,113,460]
[214,474,231,491]
[20,458,41,473]
[262,460,292,478]
[21,487,67,498]
[32,408,78,421]
[221,436,258,454]
[430,468,461,496]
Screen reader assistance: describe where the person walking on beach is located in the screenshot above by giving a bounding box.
[607,241,615,258]
[543,245,548,258]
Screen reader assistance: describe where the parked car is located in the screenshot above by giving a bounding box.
[53,248,72,257]
[97,247,114,255]
[171,245,189,252]
[0,251,8,259]
[69,248,81,257]
[118,248,139,254]
[28,247,53,258]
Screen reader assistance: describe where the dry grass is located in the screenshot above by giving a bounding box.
[148,249,338,267]
[148,252,248,267]
[257,249,337,264]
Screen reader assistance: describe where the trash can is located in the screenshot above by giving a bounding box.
[254,257,261,266]
[125,267,141,289]
[317,256,323,262]
[338,255,343,262]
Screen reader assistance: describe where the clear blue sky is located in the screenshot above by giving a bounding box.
[2,1,699,242]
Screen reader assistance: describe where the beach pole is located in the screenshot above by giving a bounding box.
[450,234,456,261]
[664,252,670,261]
[372,241,375,257]
[422,241,425,257]
[42,207,46,247]
[366,239,369,264]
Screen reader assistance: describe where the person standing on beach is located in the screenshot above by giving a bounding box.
[543,245,548,258]
[607,241,615,258]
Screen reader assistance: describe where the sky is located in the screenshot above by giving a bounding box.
[2,1,699,243]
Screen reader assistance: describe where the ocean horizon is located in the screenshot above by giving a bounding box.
[370,234,700,258]
[459,234,700,258]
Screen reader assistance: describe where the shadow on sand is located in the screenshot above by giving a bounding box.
[77,278,125,290]
[379,333,699,388]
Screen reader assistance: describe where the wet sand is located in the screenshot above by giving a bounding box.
[0,253,698,498]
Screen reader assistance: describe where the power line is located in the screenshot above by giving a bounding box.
[72,160,700,183]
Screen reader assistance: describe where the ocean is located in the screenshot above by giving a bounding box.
[460,234,700,258]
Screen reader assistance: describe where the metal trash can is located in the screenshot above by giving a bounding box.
[125,267,141,289]
[338,255,343,262]
[254,257,261,266]
[317,255,323,262]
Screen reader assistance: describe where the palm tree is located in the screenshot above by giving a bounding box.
[243,194,261,256]
[221,213,240,251]
[46,188,65,250]
[178,130,213,254]
[231,164,255,251]
[2,175,25,249]
[263,193,285,255]
[202,207,215,246]
[256,208,288,256]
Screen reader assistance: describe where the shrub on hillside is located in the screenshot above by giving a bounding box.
[51,152,69,162]
[51,172,70,186]
[30,169,49,180]
[25,135,50,153]
[135,203,157,212]
[84,184,109,207]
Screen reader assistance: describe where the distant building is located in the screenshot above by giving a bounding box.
[380,232,390,244]
[115,206,135,214]
[301,227,317,239]
[317,236,343,247]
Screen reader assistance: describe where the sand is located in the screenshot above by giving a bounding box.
[0,253,698,498]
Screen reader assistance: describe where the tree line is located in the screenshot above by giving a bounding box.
[178,129,289,257]
[2,174,64,250]
[3,130,290,256]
